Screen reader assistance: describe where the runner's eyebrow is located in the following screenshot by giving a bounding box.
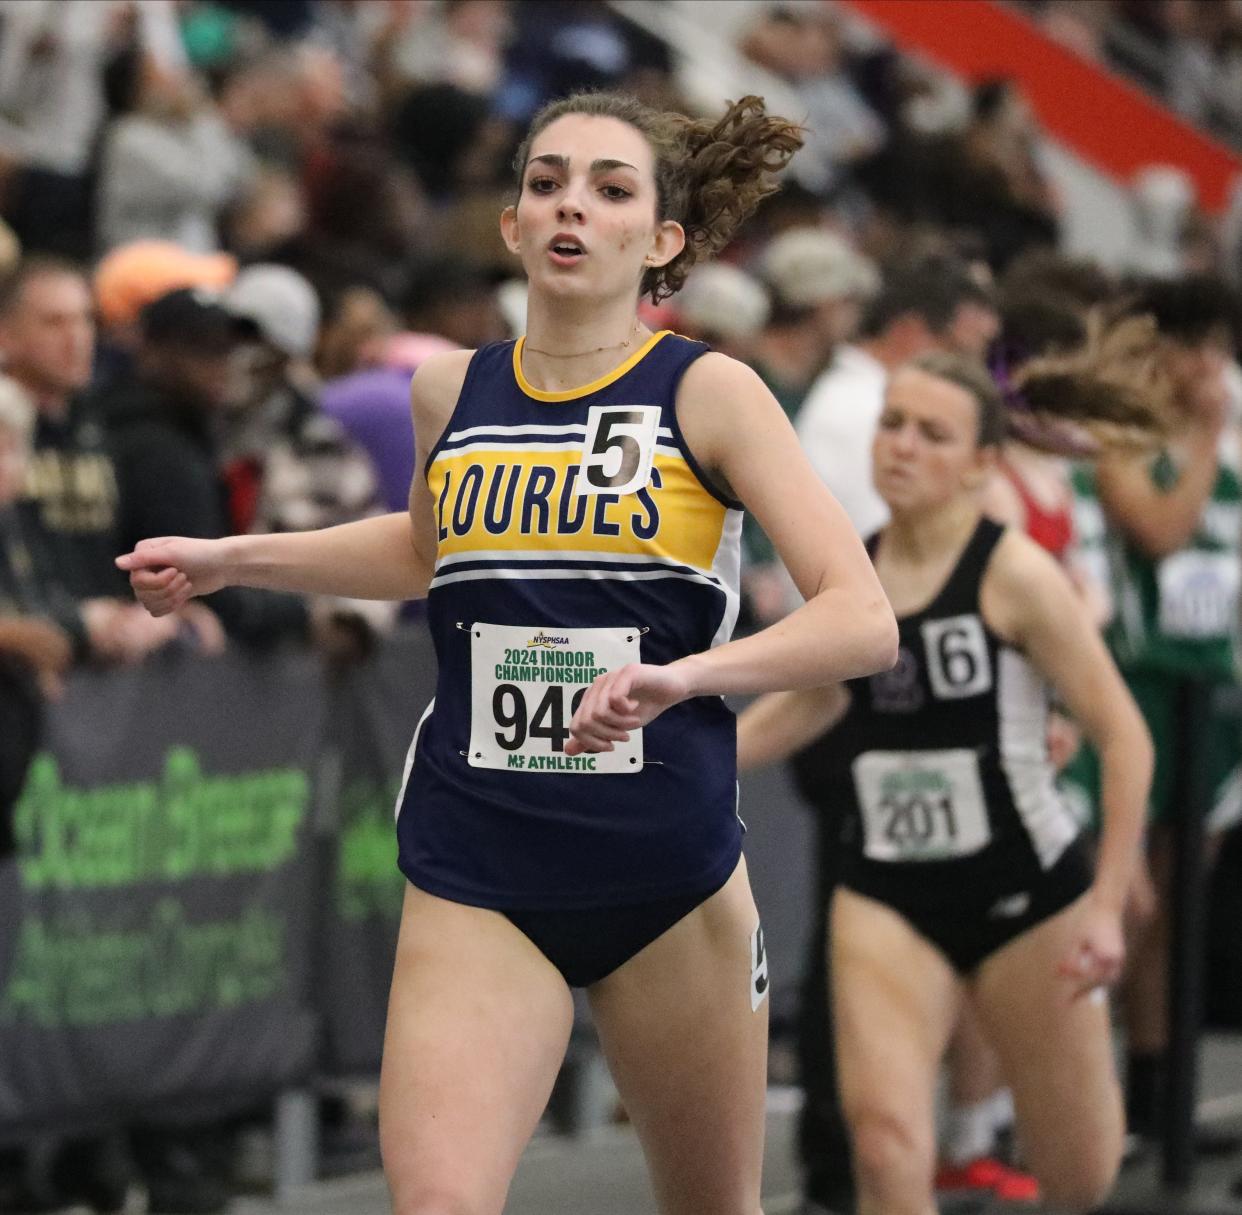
[527,155,639,174]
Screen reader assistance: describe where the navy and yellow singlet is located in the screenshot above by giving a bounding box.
[395,330,745,909]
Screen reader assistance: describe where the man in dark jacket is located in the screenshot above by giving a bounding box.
[102,287,311,648]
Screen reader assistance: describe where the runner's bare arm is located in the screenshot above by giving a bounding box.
[736,685,850,772]
[670,354,897,696]
[1094,434,1220,559]
[984,530,1152,912]
[117,351,472,612]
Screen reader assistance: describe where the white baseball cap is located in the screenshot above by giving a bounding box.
[226,264,321,359]
[677,264,770,341]
[761,228,879,309]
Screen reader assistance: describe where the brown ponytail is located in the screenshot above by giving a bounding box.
[514,92,804,302]
[1012,311,1174,448]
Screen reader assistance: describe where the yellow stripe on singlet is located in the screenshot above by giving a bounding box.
[429,447,728,572]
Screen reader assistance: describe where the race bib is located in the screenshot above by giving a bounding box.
[579,405,661,497]
[467,623,642,775]
[1157,550,1239,639]
[852,749,991,862]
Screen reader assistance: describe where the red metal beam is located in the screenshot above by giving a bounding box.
[840,0,1240,213]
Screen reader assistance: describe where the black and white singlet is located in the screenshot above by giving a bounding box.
[829,519,1086,919]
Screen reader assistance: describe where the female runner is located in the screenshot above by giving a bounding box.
[738,352,1154,1215]
[116,92,897,1215]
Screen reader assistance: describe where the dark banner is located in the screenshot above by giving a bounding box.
[20,625,1228,1132]
[0,650,323,1134]
[317,630,436,1076]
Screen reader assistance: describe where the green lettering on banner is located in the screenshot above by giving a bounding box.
[0,900,286,1029]
[13,748,310,890]
[335,780,405,923]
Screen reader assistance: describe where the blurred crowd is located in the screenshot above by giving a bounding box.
[1,0,1241,1212]
[1023,0,1242,146]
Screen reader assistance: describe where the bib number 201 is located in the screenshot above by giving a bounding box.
[878,790,958,849]
[853,748,990,862]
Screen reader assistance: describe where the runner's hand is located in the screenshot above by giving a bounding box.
[566,662,692,755]
[115,536,233,616]
[1056,893,1125,1000]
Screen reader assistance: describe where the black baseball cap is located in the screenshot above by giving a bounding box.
[139,287,255,353]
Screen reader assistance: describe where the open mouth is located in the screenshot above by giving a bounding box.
[548,236,587,264]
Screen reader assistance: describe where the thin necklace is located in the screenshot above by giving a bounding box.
[524,320,642,359]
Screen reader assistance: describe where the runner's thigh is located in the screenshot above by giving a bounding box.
[971,896,1123,1208]
[380,883,575,1215]
[831,888,960,1178]
[586,859,768,1215]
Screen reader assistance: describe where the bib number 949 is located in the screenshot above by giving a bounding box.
[467,623,643,775]
[491,683,587,752]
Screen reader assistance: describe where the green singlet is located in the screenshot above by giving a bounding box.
[1064,436,1242,830]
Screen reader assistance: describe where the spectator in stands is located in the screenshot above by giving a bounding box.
[322,332,459,516]
[495,0,669,125]
[797,255,999,537]
[95,44,255,254]
[289,133,426,302]
[220,264,379,533]
[0,373,146,1213]
[398,254,511,350]
[222,263,392,646]
[1162,0,1239,129]
[99,287,305,650]
[93,239,238,395]
[863,77,1059,273]
[0,379,66,853]
[387,0,512,98]
[0,256,187,665]
[675,262,771,364]
[755,228,880,421]
[314,285,399,380]
[0,0,185,260]
[948,79,1060,270]
[223,165,309,263]
[740,3,886,196]
[1127,165,1198,280]
[738,228,878,623]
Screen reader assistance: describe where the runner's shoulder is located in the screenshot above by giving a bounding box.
[410,349,476,430]
[982,526,1073,643]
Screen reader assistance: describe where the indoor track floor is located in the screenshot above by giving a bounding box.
[223,1036,1242,1215]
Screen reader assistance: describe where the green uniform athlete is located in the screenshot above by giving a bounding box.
[1067,437,1241,833]
[1064,273,1241,1146]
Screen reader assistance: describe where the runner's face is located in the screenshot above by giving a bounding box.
[873,367,991,513]
[503,114,682,304]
